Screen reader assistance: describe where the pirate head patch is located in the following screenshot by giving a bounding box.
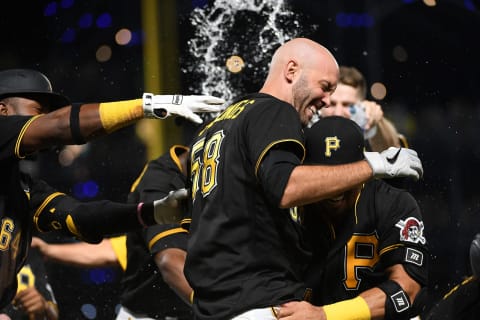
[395,217,426,244]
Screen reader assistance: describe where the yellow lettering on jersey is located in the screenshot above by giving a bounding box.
[325,136,340,157]
[0,218,14,251]
[16,264,35,292]
[190,137,205,200]
[201,131,224,196]
[343,233,379,290]
[191,130,226,200]
[198,99,253,136]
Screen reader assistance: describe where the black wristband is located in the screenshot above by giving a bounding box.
[70,104,86,144]
[378,279,411,319]
[139,202,156,226]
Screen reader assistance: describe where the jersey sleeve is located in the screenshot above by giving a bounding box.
[143,224,188,255]
[244,101,305,177]
[109,235,127,271]
[0,115,38,161]
[375,182,428,284]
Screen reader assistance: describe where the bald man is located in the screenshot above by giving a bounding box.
[185,38,424,320]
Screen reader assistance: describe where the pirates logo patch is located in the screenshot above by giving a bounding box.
[395,217,426,244]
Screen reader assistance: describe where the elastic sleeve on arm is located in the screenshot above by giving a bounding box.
[257,148,301,206]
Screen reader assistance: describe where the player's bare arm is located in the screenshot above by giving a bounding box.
[154,248,193,306]
[280,161,372,208]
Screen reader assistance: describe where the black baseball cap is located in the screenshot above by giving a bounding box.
[0,68,70,111]
[304,116,365,165]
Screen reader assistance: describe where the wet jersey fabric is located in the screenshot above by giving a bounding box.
[121,145,192,319]
[186,93,310,320]
[304,179,428,305]
[0,116,37,308]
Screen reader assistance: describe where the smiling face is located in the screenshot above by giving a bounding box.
[291,62,338,127]
[320,83,360,119]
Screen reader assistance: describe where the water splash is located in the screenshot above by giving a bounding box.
[183,0,316,103]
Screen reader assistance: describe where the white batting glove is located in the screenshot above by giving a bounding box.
[143,93,225,124]
[153,188,188,224]
[364,147,423,180]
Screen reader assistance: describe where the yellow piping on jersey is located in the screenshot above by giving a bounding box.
[33,192,65,232]
[148,227,188,251]
[353,184,365,224]
[15,114,44,158]
[130,164,149,193]
[379,243,404,256]
[170,145,189,174]
[66,215,81,238]
[255,139,305,177]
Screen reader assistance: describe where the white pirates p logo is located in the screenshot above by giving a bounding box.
[325,136,341,157]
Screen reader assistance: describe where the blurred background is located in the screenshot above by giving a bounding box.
[1,0,480,318]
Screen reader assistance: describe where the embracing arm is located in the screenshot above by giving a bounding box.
[281,161,372,208]
[32,237,119,268]
[154,248,193,306]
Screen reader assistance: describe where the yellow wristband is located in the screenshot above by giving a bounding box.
[98,99,143,133]
[323,296,371,320]
[189,291,194,304]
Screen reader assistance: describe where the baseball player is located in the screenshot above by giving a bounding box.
[0,68,224,309]
[0,246,58,320]
[424,233,480,319]
[118,144,193,319]
[277,116,428,320]
[31,145,194,319]
[185,38,423,320]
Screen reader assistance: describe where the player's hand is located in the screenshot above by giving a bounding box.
[153,188,188,224]
[13,287,48,318]
[361,100,384,130]
[276,301,326,320]
[142,93,225,124]
[364,147,423,180]
[470,233,480,277]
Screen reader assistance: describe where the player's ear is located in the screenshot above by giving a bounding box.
[284,60,298,83]
[0,101,8,115]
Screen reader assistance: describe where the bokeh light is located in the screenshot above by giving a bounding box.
[370,82,387,100]
[96,45,112,62]
[115,28,132,45]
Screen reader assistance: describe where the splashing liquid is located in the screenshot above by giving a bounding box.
[183,0,316,103]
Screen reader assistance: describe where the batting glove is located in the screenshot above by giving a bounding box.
[153,188,189,224]
[143,93,225,124]
[364,147,423,180]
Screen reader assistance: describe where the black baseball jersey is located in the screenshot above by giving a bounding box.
[425,276,480,320]
[186,93,310,320]
[0,115,40,308]
[304,179,428,305]
[121,145,192,319]
[0,247,57,318]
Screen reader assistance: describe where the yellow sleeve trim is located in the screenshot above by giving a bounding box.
[170,145,189,174]
[148,227,188,251]
[379,243,404,256]
[323,296,371,320]
[130,163,149,193]
[254,139,305,177]
[109,235,127,271]
[33,192,65,232]
[15,114,44,158]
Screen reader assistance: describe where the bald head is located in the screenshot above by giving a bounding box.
[260,38,339,126]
